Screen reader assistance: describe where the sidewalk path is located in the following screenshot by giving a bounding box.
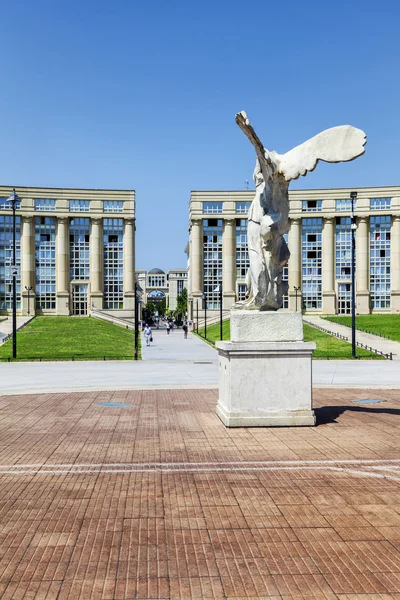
[141,328,216,361]
[305,314,400,360]
[0,316,33,344]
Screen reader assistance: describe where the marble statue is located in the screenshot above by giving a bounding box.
[233,111,367,311]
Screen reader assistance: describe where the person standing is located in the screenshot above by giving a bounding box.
[144,323,152,347]
[183,321,188,339]
[166,322,171,335]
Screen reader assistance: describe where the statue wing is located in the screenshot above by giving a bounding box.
[278,126,366,182]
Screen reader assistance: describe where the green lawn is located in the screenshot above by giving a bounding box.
[0,316,137,361]
[197,320,384,359]
[323,315,400,342]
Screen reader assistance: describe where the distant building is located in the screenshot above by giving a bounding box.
[187,187,400,316]
[0,185,135,316]
[135,268,188,317]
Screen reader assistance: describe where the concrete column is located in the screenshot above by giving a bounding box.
[322,217,335,314]
[222,217,236,309]
[356,216,370,314]
[123,219,135,311]
[90,218,103,310]
[288,218,301,311]
[191,219,203,299]
[391,215,400,312]
[56,217,70,315]
[21,216,35,315]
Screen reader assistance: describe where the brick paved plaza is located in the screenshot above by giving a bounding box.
[1,388,400,599]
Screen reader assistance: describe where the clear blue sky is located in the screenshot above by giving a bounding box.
[1,0,399,271]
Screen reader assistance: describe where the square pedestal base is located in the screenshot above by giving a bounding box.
[215,341,316,427]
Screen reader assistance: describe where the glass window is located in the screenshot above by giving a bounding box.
[236,219,249,282]
[236,201,251,214]
[35,217,56,310]
[103,218,124,309]
[0,197,21,210]
[202,202,222,214]
[70,218,90,280]
[0,216,21,310]
[370,197,391,210]
[103,200,123,213]
[69,199,90,212]
[34,199,56,211]
[148,275,165,287]
[335,217,351,280]
[301,218,322,309]
[370,216,391,309]
[302,200,322,212]
[203,219,223,308]
[335,198,356,211]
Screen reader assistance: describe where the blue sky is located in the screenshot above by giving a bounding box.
[1,0,399,270]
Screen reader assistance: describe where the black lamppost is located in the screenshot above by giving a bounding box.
[294,286,301,312]
[25,286,33,316]
[7,189,21,359]
[214,283,223,340]
[134,281,143,360]
[195,299,199,332]
[203,293,207,339]
[350,191,358,359]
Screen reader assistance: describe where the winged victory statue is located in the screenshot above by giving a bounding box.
[233,111,367,311]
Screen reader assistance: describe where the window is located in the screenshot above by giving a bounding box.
[0,197,21,210]
[202,202,222,214]
[335,217,351,280]
[177,279,185,295]
[236,201,251,214]
[148,275,165,287]
[370,216,391,309]
[35,217,56,310]
[69,199,90,212]
[103,219,124,309]
[70,218,90,280]
[335,198,356,211]
[34,199,56,211]
[237,283,247,301]
[236,219,249,281]
[104,200,123,213]
[203,219,223,308]
[301,218,322,309]
[302,200,322,212]
[0,216,21,310]
[370,197,391,210]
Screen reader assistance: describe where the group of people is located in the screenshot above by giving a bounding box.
[143,321,189,346]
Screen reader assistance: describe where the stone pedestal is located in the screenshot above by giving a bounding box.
[216,311,316,427]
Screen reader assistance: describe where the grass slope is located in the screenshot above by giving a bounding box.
[0,316,135,361]
[324,315,400,342]
[197,320,383,359]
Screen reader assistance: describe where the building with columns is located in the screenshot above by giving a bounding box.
[0,186,135,316]
[187,187,400,316]
[136,268,188,314]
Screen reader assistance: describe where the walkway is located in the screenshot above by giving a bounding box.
[1,387,400,598]
[0,316,33,344]
[305,314,400,360]
[141,328,216,361]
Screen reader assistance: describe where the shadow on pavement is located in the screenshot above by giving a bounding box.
[315,404,400,425]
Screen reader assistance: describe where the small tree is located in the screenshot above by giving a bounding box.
[175,288,188,323]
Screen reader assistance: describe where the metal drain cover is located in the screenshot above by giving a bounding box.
[98,402,132,408]
[352,398,386,405]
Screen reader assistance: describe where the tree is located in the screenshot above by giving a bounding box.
[175,288,188,322]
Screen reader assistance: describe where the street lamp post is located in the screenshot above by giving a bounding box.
[214,283,223,341]
[350,191,358,359]
[25,286,33,316]
[202,293,207,339]
[7,189,21,359]
[294,286,301,312]
[195,300,199,332]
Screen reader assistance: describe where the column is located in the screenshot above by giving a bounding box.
[90,218,103,309]
[222,218,236,309]
[288,218,301,311]
[322,217,336,314]
[123,219,135,311]
[56,217,70,315]
[190,218,203,298]
[391,215,400,312]
[356,216,370,314]
[21,216,35,316]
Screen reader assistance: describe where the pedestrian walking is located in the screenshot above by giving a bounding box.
[144,323,152,347]
[166,322,171,335]
[183,321,188,339]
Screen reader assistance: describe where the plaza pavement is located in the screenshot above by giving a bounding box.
[1,329,400,395]
[1,387,400,598]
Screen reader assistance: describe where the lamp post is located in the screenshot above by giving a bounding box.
[134,281,143,360]
[214,283,223,341]
[350,191,357,359]
[202,293,207,339]
[25,286,33,316]
[195,299,199,332]
[294,286,301,312]
[7,189,21,359]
